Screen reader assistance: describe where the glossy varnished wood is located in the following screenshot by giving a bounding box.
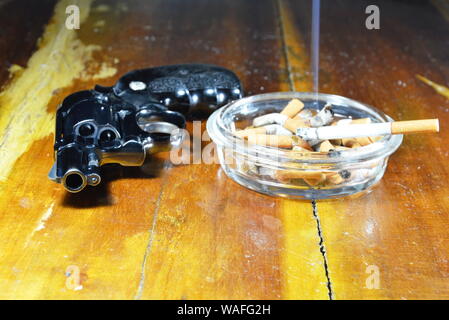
[0,0,57,86]
[0,0,447,300]
[286,0,449,299]
[0,0,326,299]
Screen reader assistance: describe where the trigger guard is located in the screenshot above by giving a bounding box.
[136,109,186,142]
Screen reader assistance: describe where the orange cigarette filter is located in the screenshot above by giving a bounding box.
[318,140,334,152]
[234,127,266,138]
[247,134,312,150]
[391,119,439,134]
[247,134,294,148]
[304,177,326,186]
[342,138,358,148]
[275,170,326,183]
[284,118,309,133]
[292,136,313,150]
[280,99,304,118]
[292,146,312,153]
[355,136,372,146]
[326,172,344,185]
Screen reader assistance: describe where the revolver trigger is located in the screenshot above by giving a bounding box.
[136,109,187,153]
[136,110,185,132]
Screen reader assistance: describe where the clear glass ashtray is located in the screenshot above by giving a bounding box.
[206,92,403,199]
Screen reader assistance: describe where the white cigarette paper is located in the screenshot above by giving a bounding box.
[253,113,288,127]
[296,119,439,140]
[297,123,391,140]
[309,104,334,127]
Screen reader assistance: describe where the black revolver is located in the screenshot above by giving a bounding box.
[49,64,243,192]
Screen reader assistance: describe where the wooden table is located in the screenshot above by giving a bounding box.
[0,0,448,300]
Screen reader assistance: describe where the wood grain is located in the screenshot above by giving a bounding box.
[131,0,327,299]
[0,0,57,87]
[0,0,328,299]
[0,0,448,300]
[286,0,449,299]
[0,0,161,299]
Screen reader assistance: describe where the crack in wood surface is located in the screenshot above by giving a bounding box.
[312,200,334,300]
[276,0,332,299]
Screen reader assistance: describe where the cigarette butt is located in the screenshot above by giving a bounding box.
[310,104,334,127]
[235,124,293,138]
[318,140,334,152]
[292,146,312,153]
[355,136,372,146]
[253,113,288,127]
[342,138,358,147]
[335,118,353,126]
[342,138,364,148]
[234,127,266,138]
[264,124,293,136]
[275,170,326,184]
[284,118,309,133]
[304,176,326,186]
[292,136,313,150]
[294,109,314,120]
[330,139,342,145]
[247,134,293,148]
[326,172,344,185]
[369,136,383,143]
[391,119,439,134]
[237,161,257,174]
[280,99,305,118]
[333,146,351,151]
[351,118,372,124]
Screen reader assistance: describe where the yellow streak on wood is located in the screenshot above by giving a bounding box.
[24,203,55,247]
[280,200,329,299]
[416,74,449,100]
[277,0,313,92]
[0,0,116,183]
[277,0,326,299]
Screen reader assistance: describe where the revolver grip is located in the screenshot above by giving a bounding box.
[113,64,243,117]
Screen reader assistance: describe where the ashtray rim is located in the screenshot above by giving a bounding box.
[206,92,403,165]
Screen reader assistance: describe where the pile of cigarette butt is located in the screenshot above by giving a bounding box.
[231,98,439,188]
[234,99,382,150]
